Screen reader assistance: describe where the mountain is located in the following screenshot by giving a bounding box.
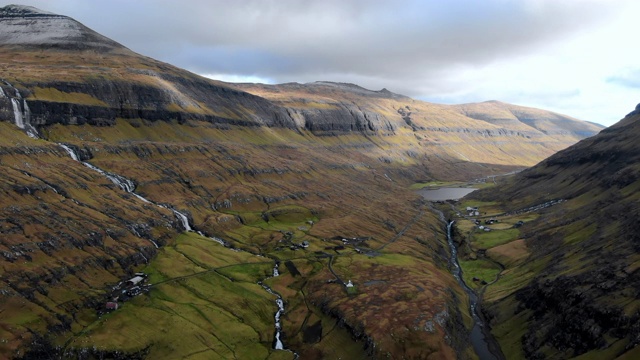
[451,100,600,140]
[0,5,604,359]
[0,5,122,49]
[232,81,603,179]
[462,106,640,359]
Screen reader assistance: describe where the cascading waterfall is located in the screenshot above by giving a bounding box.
[22,100,39,138]
[58,144,79,161]
[259,265,286,351]
[4,81,38,138]
[171,209,192,231]
[11,98,24,129]
[58,143,170,248]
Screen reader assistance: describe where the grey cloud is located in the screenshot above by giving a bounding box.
[4,0,616,98]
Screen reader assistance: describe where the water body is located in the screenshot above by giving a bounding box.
[418,187,476,201]
[447,222,504,360]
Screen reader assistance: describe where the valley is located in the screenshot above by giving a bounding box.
[443,106,640,359]
[2,4,634,360]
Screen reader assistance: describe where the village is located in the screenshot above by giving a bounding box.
[101,273,151,314]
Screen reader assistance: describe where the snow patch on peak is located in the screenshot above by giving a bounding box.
[0,5,123,50]
[0,5,59,17]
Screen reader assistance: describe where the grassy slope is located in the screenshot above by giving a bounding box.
[458,111,640,359]
[1,118,475,359]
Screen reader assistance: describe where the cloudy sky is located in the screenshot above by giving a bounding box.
[4,0,640,126]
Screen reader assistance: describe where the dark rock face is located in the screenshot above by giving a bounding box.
[515,267,640,359]
[0,76,297,129]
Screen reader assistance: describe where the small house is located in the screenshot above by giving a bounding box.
[127,276,144,286]
[105,302,119,310]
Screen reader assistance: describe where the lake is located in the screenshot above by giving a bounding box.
[417,187,476,201]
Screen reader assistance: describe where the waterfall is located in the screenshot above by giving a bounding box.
[11,98,24,129]
[172,209,192,231]
[259,281,286,350]
[273,263,280,277]
[4,81,38,138]
[58,144,80,161]
[274,298,285,350]
[77,159,135,193]
[209,236,226,246]
[59,143,196,235]
[22,100,38,138]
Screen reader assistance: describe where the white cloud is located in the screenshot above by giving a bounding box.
[201,73,273,84]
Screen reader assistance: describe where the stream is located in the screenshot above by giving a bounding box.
[447,221,504,360]
[258,265,286,351]
[57,142,294,354]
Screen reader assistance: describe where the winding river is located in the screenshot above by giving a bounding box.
[447,221,503,360]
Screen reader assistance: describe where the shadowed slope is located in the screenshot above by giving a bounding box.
[467,106,640,359]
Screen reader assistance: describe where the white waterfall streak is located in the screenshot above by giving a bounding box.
[259,281,285,350]
[22,100,38,138]
[209,236,226,246]
[11,98,24,129]
[58,144,79,161]
[172,209,192,231]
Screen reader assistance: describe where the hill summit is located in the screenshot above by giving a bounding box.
[0,4,123,50]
